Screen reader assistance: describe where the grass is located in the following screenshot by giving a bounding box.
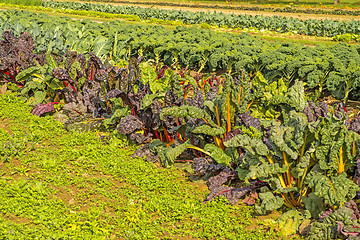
[0,93,281,239]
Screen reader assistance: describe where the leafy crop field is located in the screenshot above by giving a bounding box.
[2,1,360,239]
[1,10,360,101]
[58,0,360,9]
[41,1,360,37]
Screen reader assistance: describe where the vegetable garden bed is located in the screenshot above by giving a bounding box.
[1,16,360,237]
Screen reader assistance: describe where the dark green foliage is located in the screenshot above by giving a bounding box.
[57,0,360,17]
[2,10,360,100]
[43,1,360,38]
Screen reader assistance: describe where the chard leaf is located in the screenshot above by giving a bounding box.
[248,163,288,183]
[16,66,41,83]
[160,105,204,120]
[192,125,226,136]
[204,144,232,167]
[203,100,215,112]
[141,93,158,110]
[166,141,191,165]
[255,191,284,214]
[103,107,129,126]
[269,125,298,160]
[140,62,157,85]
[287,80,306,112]
[31,102,56,116]
[305,172,360,207]
[161,105,188,119]
[302,192,324,219]
[224,134,268,155]
[29,91,46,106]
[276,210,305,236]
[309,207,360,239]
[150,69,172,93]
[187,106,205,119]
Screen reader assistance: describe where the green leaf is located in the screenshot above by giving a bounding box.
[93,36,111,58]
[224,134,268,155]
[192,125,225,136]
[269,125,298,160]
[305,172,360,207]
[103,107,129,126]
[302,192,324,219]
[203,144,231,167]
[150,69,172,93]
[16,66,41,83]
[29,91,46,106]
[287,80,306,112]
[140,94,158,110]
[140,62,157,85]
[166,141,190,165]
[187,106,205,119]
[255,192,284,214]
[160,106,204,120]
[276,210,305,236]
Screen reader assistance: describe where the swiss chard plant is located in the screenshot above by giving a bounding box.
[228,83,360,216]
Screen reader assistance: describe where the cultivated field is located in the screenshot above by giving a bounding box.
[1,0,360,239]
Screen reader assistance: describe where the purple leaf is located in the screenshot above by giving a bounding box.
[52,67,73,83]
[224,129,242,142]
[31,102,58,116]
[117,114,144,135]
[238,112,261,131]
[106,89,122,99]
[207,168,237,190]
[192,157,225,175]
[203,186,251,205]
[349,115,360,134]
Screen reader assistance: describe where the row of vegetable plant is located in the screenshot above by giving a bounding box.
[42,0,360,38]
[1,29,360,238]
[58,0,360,17]
[0,0,41,6]
[1,10,360,103]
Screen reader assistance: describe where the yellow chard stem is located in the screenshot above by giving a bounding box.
[298,130,308,164]
[283,152,293,188]
[352,140,357,156]
[187,146,211,156]
[267,154,287,188]
[237,86,243,105]
[338,146,344,174]
[226,93,231,133]
[281,193,295,208]
[246,100,254,112]
[214,105,221,127]
[202,118,210,126]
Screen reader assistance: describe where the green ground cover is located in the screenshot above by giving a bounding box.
[0,93,278,239]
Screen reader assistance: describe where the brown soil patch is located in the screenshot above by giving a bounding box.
[0,118,11,133]
[245,211,282,231]
[4,213,31,224]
